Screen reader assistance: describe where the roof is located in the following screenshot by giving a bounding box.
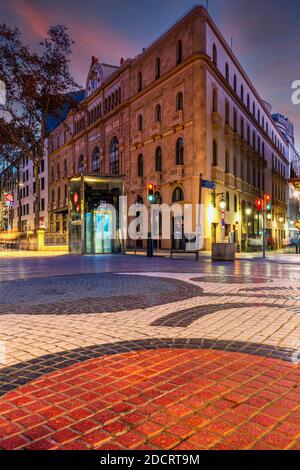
[45,90,85,134]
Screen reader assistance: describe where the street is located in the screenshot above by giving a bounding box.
[0,254,300,450]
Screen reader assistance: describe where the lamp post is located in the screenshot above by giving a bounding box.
[211,189,225,243]
[219,196,226,243]
[245,207,252,252]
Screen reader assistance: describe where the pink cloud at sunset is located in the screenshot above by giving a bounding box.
[1,0,299,147]
[1,0,139,85]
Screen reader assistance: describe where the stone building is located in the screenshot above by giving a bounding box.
[48,5,290,253]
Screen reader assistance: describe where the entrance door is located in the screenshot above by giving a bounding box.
[93,208,113,254]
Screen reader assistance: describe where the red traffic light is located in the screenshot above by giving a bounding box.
[255,199,262,211]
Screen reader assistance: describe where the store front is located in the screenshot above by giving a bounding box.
[69,174,124,255]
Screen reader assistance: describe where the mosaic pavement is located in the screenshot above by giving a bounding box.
[0,254,300,450]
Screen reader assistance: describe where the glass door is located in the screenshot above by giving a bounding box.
[93,208,112,254]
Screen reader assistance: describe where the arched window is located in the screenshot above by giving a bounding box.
[233,110,237,132]
[57,187,61,205]
[64,184,68,201]
[136,195,143,206]
[212,44,217,66]
[233,74,237,93]
[64,158,67,176]
[176,92,183,111]
[233,157,237,176]
[155,57,161,80]
[155,104,161,122]
[240,117,244,139]
[155,146,162,172]
[51,166,54,183]
[225,62,229,82]
[176,40,183,64]
[252,102,256,116]
[92,146,100,171]
[240,84,244,102]
[225,150,230,173]
[138,72,142,92]
[234,194,238,212]
[57,163,60,179]
[78,155,84,173]
[212,139,218,166]
[109,137,119,174]
[137,154,143,177]
[154,191,162,204]
[226,191,230,211]
[172,186,184,202]
[212,87,218,112]
[137,114,143,131]
[176,138,184,165]
[247,125,250,144]
[225,100,230,124]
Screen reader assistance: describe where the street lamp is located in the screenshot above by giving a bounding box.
[245,207,252,252]
[219,198,226,210]
[279,216,283,224]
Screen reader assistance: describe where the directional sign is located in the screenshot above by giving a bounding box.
[201,179,216,190]
[4,193,14,207]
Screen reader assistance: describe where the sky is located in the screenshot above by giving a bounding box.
[1,0,300,147]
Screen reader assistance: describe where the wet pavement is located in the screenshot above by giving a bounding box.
[0,254,300,450]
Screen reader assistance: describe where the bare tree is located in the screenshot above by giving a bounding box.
[0,24,79,232]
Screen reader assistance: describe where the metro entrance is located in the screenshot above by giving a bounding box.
[69,174,124,255]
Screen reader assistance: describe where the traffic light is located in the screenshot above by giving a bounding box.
[265,194,272,220]
[255,199,263,212]
[147,183,154,203]
[265,194,271,212]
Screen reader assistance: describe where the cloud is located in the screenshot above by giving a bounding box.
[3,0,138,86]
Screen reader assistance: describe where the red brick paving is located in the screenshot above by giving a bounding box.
[0,349,300,450]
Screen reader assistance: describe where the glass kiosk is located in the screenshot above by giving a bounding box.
[69,174,124,255]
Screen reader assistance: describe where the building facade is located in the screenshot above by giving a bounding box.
[48,6,290,253]
[0,151,48,235]
[273,112,300,240]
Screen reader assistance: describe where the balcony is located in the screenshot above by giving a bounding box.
[130,177,144,191]
[172,111,184,127]
[149,171,163,185]
[224,172,235,188]
[168,166,184,182]
[132,131,143,145]
[211,166,224,183]
[150,122,162,137]
[235,177,242,190]
[242,181,249,194]
[211,112,222,130]
[224,123,234,140]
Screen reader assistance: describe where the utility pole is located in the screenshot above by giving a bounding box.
[262,205,266,259]
[262,193,271,259]
[195,173,202,260]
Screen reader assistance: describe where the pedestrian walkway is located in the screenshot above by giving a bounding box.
[0,255,300,450]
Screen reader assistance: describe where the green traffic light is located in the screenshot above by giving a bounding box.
[148,195,154,202]
[266,204,271,211]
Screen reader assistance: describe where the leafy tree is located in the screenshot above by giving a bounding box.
[0,24,79,232]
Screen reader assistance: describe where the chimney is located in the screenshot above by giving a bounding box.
[120,57,124,65]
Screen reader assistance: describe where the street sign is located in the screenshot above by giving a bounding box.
[4,193,14,207]
[201,179,216,190]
